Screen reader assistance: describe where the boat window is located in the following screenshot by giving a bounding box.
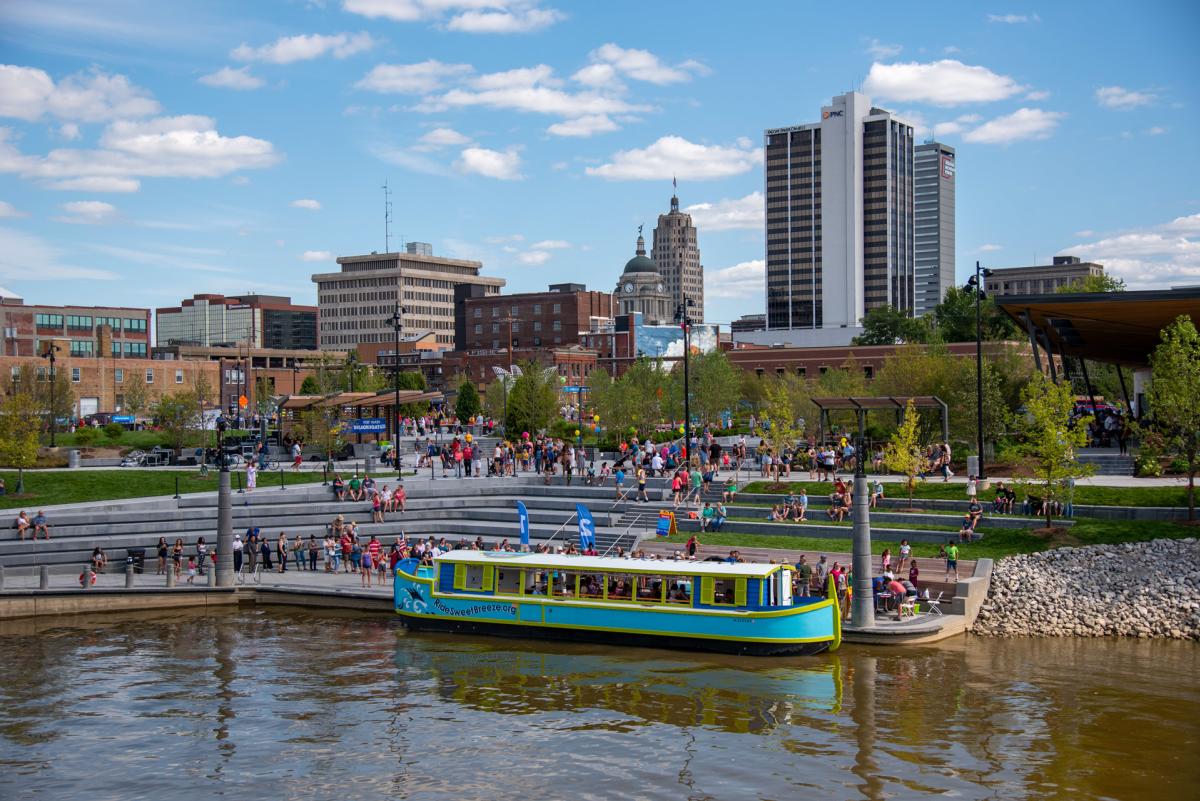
[550,571,578,599]
[524,569,548,595]
[454,564,492,591]
[633,574,664,603]
[578,574,604,598]
[606,574,634,601]
[702,576,745,606]
[665,576,692,604]
[495,568,521,595]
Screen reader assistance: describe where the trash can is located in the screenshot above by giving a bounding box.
[126,548,146,574]
[966,455,980,478]
[68,449,81,469]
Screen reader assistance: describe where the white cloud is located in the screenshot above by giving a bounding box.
[447,6,564,33]
[1063,216,1200,289]
[58,122,81,140]
[300,250,333,262]
[0,226,118,281]
[343,1,565,33]
[579,43,706,86]
[546,114,618,137]
[1096,85,1156,110]
[46,176,140,192]
[0,200,27,218]
[356,60,473,94]
[943,45,962,54]
[683,192,763,231]
[0,116,280,190]
[978,243,1003,252]
[865,38,902,59]
[707,259,763,300]
[930,113,982,138]
[963,108,1065,144]
[1025,89,1050,101]
[471,64,559,90]
[370,144,452,176]
[1146,126,1167,136]
[571,63,616,88]
[863,59,1024,106]
[1074,230,1095,238]
[986,13,1039,23]
[57,199,116,224]
[420,70,650,118]
[587,136,761,181]
[485,234,524,244]
[0,64,160,122]
[530,239,569,249]
[416,127,472,148]
[290,198,321,210]
[199,66,265,90]
[456,146,522,180]
[232,32,375,64]
[516,250,552,265]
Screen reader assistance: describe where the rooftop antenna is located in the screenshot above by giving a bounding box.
[382,179,393,253]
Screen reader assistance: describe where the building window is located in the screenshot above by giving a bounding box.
[863,366,874,379]
[552,320,562,331]
[66,315,93,330]
[491,308,499,318]
[533,321,542,332]
[510,305,518,315]
[111,342,121,357]
[552,303,561,314]
[755,368,765,378]
[115,368,124,383]
[533,304,542,314]
[69,340,93,357]
[796,367,807,378]
[175,369,184,384]
[145,369,154,384]
[123,318,147,333]
[491,339,499,349]
[473,308,481,318]
[512,338,520,348]
[35,313,63,328]
[491,323,499,333]
[533,337,542,346]
[71,367,80,383]
[473,324,482,335]
[124,342,146,357]
[511,322,520,333]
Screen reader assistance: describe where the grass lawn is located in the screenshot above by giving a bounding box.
[49,430,173,449]
[0,469,329,509]
[741,480,1192,508]
[658,518,1193,561]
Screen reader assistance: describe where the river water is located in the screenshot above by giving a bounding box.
[0,608,1196,801]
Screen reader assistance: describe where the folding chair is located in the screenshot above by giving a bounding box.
[925,591,944,616]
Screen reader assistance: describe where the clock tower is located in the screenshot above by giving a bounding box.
[614,228,673,325]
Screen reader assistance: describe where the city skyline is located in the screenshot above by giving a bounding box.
[0,0,1197,330]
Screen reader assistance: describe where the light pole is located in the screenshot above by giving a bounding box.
[215,415,233,587]
[40,344,60,447]
[392,303,406,480]
[675,298,695,465]
[291,364,299,395]
[966,261,994,481]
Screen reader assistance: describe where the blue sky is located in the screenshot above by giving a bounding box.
[0,0,1197,330]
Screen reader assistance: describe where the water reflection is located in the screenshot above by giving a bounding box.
[0,609,1196,801]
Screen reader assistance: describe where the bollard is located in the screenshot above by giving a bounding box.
[83,566,92,591]
[207,568,216,587]
[166,568,176,587]
[126,564,135,588]
[39,565,49,589]
[322,463,328,486]
[0,563,4,591]
[174,474,181,500]
[236,471,244,494]
[280,467,285,491]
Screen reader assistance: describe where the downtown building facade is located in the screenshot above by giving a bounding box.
[312,249,505,351]
[0,289,150,359]
[913,142,956,316]
[155,293,318,350]
[651,188,705,322]
[753,91,915,347]
[983,256,1105,297]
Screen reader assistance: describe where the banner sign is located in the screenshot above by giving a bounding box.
[576,503,595,551]
[349,418,387,433]
[516,500,530,547]
[656,510,677,538]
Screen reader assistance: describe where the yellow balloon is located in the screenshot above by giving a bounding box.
[592,414,600,423]
[574,429,581,436]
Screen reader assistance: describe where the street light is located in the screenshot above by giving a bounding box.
[674,297,696,465]
[965,261,995,481]
[40,344,61,447]
[392,303,406,480]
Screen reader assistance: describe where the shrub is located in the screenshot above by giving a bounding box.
[103,423,125,441]
[1135,453,1162,477]
[73,427,101,445]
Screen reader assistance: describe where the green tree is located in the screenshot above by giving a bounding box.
[454,378,481,422]
[395,371,426,391]
[1057,273,1126,293]
[300,406,343,465]
[193,373,214,408]
[0,390,42,490]
[1147,315,1200,520]
[1014,374,1094,527]
[505,361,560,436]
[299,375,321,395]
[755,376,804,472]
[482,379,507,424]
[682,350,743,428]
[853,304,929,345]
[929,286,1018,342]
[884,399,925,508]
[123,370,150,416]
[154,390,203,454]
[254,376,276,418]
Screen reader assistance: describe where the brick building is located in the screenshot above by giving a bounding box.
[0,291,150,359]
[155,293,318,350]
[455,283,614,352]
[724,341,1020,379]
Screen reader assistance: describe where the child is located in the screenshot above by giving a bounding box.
[361,553,373,587]
[598,462,611,486]
[723,476,738,503]
[186,556,197,584]
[871,478,884,508]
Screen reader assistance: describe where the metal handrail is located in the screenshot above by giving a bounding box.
[541,511,578,550]
[602,510,653,557]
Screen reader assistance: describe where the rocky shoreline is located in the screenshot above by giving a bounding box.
[971,538,1200,640]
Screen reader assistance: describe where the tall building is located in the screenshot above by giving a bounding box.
[984,256,1105,297]
[0,290,150,359]
[913,142,956,315]
[312,248,505,350]
[455,283,613,352]
[155,294,318,350]
[651,184,704,321]
[615,231,673,325]
[758,91,915,346]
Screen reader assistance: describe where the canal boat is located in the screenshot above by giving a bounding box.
[393,552,841,656]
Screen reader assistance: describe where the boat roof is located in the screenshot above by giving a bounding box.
[433,550,785,578]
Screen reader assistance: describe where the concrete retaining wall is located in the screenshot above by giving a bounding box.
[0,587,237,619]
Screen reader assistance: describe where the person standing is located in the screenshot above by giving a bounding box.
[232,533,243,575]
[291,440,303,472]
[196,536,209,576]
[945,541,959,582]
[276,532,289,573]
[156,537,168,575]
[308,534,320,571]
[246,462,257,492]
[259,534,273,572]
[636,466,648,502]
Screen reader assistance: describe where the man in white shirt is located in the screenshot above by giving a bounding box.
[651,452,664,476]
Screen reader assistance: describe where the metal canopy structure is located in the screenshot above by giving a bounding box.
[810,395,949,445]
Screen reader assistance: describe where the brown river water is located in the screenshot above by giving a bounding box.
[0,607,1196,801]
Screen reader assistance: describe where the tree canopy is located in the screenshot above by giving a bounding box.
[454,378,481,422]
[853,304,930,345]
[1148,315,1200,519]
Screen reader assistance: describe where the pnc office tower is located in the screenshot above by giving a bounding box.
[651,187,705,322]
[913,141,956,316]
[764,91,915,341]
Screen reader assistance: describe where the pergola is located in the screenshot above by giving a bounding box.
[278,389,445,439]
[810,396,949,446]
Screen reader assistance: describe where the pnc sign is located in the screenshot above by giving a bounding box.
[822,109,844,119]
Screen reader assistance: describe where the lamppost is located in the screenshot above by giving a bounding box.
[392,303,406,480]
[215,415,233,587]
[965,260,994,481]
[291,364,299,395]
[674,297,695,464]
[40,344,61,447]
